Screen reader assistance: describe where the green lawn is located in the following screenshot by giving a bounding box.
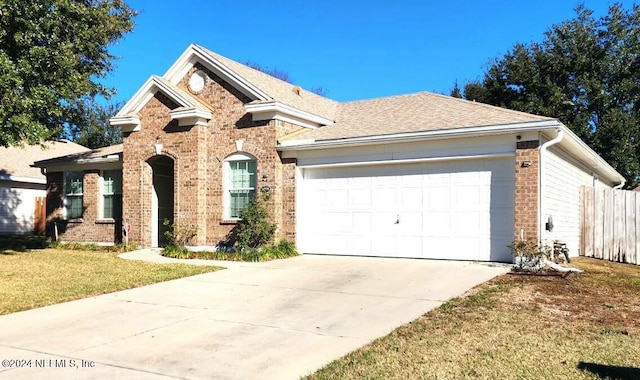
[306,258,640,380]
[0,248,222,315]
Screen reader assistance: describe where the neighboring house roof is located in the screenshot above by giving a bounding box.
[283,92,554,142]
[0,140,89,183]
[33,144,123,167]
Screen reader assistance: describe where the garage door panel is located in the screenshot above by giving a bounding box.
[425,186,451,210]
[373,188,397,208]
[298,158,514,261]
[349,188,372,208]
[352,213,372,234]
[400,187,422,208]
[424,212,451,235]
[327,189,349,208]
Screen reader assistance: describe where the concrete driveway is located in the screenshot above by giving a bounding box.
[0,254,509,379]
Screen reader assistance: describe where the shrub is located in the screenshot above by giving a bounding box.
[235,194,276,251]
[509,240,551,272]
[162,220,196,258]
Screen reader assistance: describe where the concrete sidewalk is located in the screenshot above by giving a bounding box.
[0,254,510,379]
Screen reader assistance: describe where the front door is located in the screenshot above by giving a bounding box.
[149,156,174,247]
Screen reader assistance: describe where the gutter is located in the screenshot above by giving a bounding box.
[278,120,563,151]
[538,128,564,243]
[0,174,46,185]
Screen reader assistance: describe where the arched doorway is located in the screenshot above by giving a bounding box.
[148,156,174,247]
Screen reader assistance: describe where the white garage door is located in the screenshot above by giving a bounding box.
[297,158,514,262]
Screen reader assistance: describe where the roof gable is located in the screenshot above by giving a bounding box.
[111,75,213,131]
[162,44,338,126]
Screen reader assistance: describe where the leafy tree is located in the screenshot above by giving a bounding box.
[66,99,123,149]
[459,3,640,187]
[0,0,136,147]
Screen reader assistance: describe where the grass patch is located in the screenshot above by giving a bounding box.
[0,248,222,315]
[305,257,640,380]
[162,238,299,262]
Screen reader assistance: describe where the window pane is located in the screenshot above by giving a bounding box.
[65,172,83,195]
[228,159,256,218]
[102,171,122,219]
[230,189,255,218]
[103,170,122,195]
[67,195,83,219]
[103,195,113,219]
[65,172,83,219]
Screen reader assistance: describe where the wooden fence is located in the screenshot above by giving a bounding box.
[581,186,639,265]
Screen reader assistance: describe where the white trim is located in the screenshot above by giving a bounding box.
[245,101,332,129]
[298,152,515,169]
[100,169,122,220]
[111,75,212,131]
[169,107,212,127]
[109,115,141,132]
[223,153,257,220]
[278,120,563,149]
[163,44,270,101]
[279,119,624,187]
[0,174,46,185]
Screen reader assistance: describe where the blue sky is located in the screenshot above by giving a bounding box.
[103,1,631,104]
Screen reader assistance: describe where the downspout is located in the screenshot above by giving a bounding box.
[614,180,626,190]
[538,128,564,243]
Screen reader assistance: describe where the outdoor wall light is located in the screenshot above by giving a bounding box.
[154,135,163,155]
[520,160,532,167]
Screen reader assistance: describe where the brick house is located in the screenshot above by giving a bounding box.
[34,44,625,261]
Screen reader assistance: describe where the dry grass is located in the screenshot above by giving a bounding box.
[306,257,640,380]
[0,248,222,315]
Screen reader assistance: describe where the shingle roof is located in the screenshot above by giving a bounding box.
[0,140,90,180]
[197,45,339,121]
[33,144,123,166]
[282,92,555,142]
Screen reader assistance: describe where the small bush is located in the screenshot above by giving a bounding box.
[509,240,551,272]
[235,194,277,251]
[163,220,196,248]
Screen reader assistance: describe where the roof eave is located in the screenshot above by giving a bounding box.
[170,107,212,127]
[110,115,141,132]
[278,120,562,150]
[0,174,45,184]
[245,101,333,129]
[554,125,625,186]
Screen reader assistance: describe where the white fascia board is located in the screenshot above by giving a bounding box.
[39,160,122,173]
[245,101,332,129]
[114,76,192,119]
[278,120,563,150]
[555,125,625,185]
[0,174,46,185]
[109,115,141,132]
[170,107,212,126]
[113,76,156,117]
[163,44,269,101]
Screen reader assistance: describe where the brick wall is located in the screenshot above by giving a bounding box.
[121,63,305,247]
[45,171,120,244]
[514,140,540,242]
